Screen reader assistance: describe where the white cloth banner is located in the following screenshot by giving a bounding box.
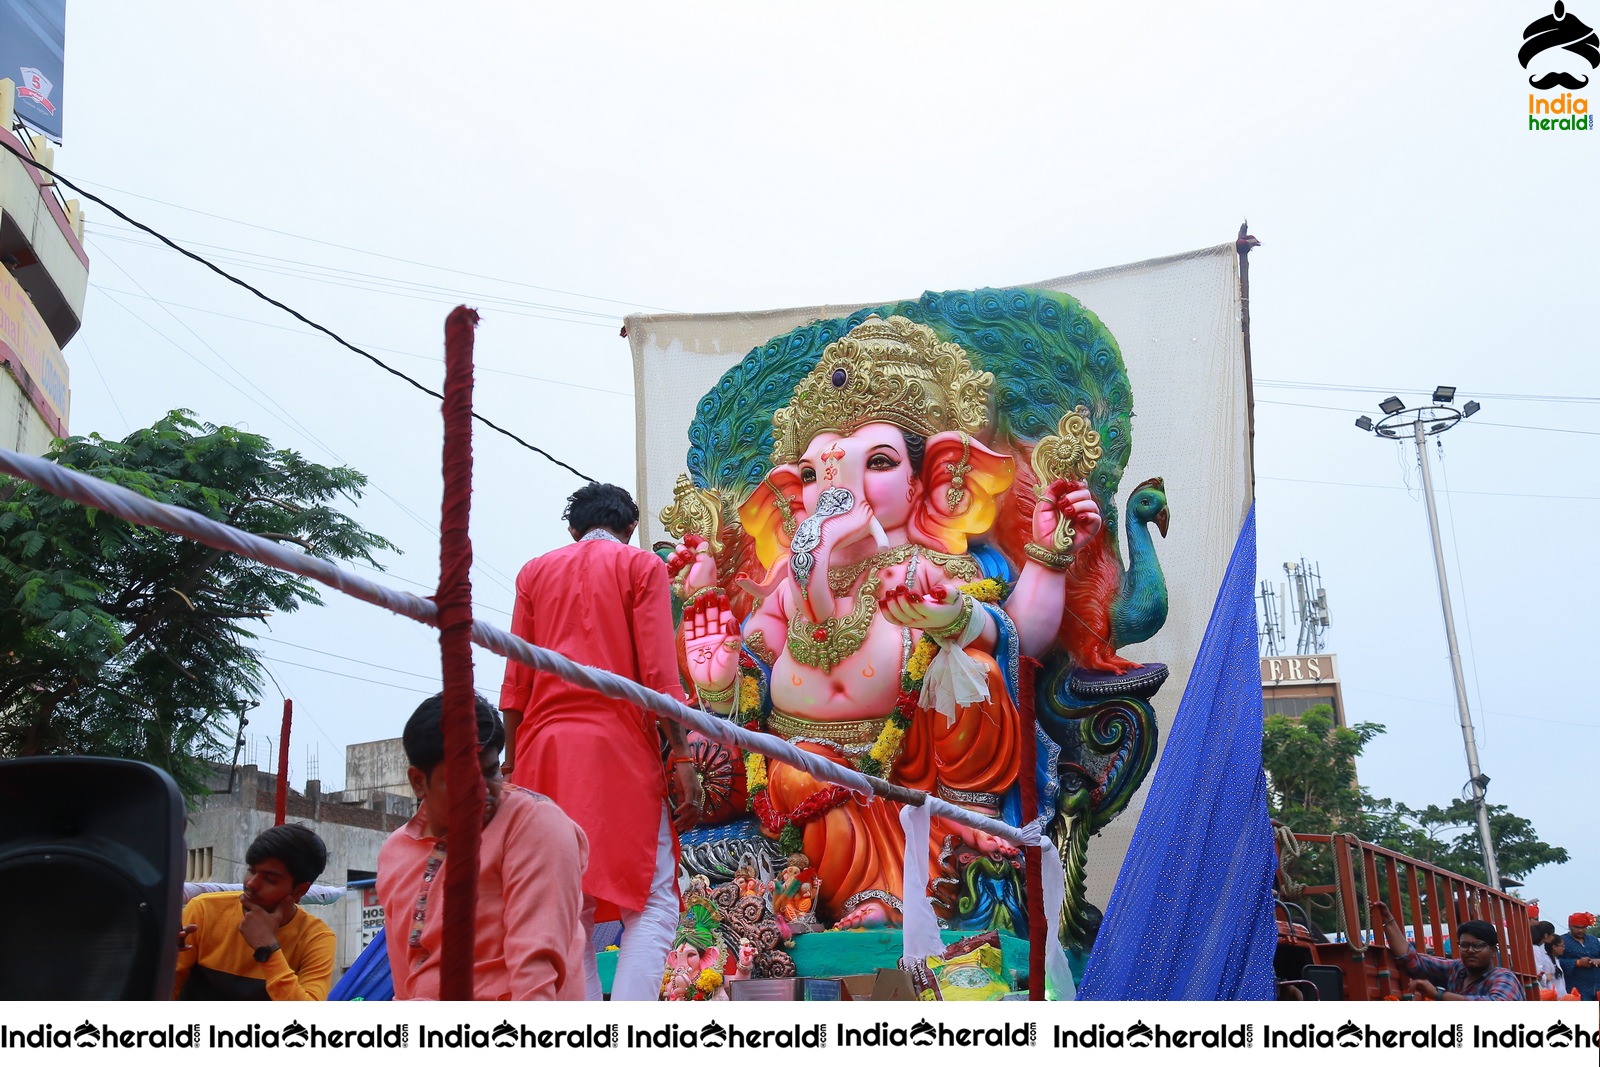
[628,242,1252,931]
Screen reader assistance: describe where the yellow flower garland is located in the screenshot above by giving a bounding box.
[905,638,937,681]
[743,750,767,791]
[740,672,768,796]
[866,720,906,767]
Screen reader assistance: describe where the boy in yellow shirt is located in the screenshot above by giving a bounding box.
[173,824,335,1000]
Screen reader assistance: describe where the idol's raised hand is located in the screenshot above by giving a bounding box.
[681,589,741,703]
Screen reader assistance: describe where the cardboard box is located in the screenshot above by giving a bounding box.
[840,974,876,1001]
[871,968,919,1001]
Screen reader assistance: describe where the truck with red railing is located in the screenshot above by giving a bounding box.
[1273,831,1537,1000]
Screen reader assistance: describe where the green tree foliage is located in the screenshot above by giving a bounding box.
[1262,706,1384,922]
[1365,799,1570,887]
[0,411,394,797]
[1262,704,1568,914]
[1262,704,1384,839]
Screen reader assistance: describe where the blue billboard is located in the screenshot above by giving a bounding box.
[1,0,66,143]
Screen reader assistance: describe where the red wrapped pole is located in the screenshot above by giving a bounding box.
[1019,655,1044,1001]
[274,698,292,826]
[438,306,482,1001]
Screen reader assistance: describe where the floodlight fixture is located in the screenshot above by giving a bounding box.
[1432,386,1456,403]
[1379,396,1405,415]
[1431,422,1449,433]
[1355,416,1374,431]
[1462,400,1480,418]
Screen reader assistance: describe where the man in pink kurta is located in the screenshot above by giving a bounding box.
[499,483,700,1001]
[378,693,589,1000]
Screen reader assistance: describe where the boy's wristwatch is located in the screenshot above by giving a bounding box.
[254,942,280,963]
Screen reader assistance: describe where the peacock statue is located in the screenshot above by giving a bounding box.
[1109,476,1170,650]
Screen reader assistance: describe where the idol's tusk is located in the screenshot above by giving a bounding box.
[869,517,889,549]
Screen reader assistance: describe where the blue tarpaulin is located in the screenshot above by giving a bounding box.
[1077,504,1277,1000]
[329,927,394,1002]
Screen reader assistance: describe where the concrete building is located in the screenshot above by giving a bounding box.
[1,80,84,455]
[1261,652,1346,728]
[183,737,415,977]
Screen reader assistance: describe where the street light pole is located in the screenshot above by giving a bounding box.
[1356,390,1500,889]
[1410,418,1499,890]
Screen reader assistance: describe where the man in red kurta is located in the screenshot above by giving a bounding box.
[499,483,700,1001]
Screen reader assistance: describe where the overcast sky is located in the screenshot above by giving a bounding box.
[47,2,1594,914]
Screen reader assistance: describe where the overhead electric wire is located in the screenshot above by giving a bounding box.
[1257,474,1599,501]
[74,336,129,433]
[92,223,626,324]
[264,656,436,695]
[350,562,513,615]
[259,636,445,682]
[82,281,630,398]
[1257,398,1600,436]
[257,662,343,758]
[70,175,681,313]
[87,255,520,595]
[0,138,598,483]
[1255,377,1599,405]
[92,229,622,330]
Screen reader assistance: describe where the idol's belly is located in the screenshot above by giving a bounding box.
[770,620,908,722]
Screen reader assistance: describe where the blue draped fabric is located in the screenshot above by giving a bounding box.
[328,927,395,1001]
[1076,504,1276,1000]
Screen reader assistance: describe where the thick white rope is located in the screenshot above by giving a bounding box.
[1,446,1037,847]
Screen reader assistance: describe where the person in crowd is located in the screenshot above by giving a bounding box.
[499,482,701,1001]
[173,824,335,1000]
[1531,920,1567,997]
[378,693,589,1000]
[1559,911,1600,1000]
[1371,900,1525,1000]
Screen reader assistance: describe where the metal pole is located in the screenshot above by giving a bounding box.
[1412,420,1500,888]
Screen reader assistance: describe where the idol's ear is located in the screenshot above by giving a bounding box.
[912,431,1015,554]
[737,465,807,571]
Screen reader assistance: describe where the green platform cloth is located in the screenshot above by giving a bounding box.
[597,929,1033,995]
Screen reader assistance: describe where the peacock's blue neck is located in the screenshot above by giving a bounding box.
[1126,512,1162,581]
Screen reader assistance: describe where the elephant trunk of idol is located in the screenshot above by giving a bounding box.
[789,487,888,623]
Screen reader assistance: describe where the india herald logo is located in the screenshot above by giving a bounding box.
[1520,2,1600,89]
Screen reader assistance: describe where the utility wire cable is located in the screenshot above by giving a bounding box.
[92,230,620,329]
[1258,398,1600,437]
[1257,474,1599,502]
[88,283,634,397]
[91,225,626,323]
[86,262,521,594]
[1255,378,1599,405]
[265,656,437,695]
[259,636,443,682]
[72,176,681,313]
[1,138,597,483]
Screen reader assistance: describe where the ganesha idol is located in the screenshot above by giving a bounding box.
[661,299,1170,935]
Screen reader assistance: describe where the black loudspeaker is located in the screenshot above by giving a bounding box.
[1301,963,1346,1001]
[0,757,184,999]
